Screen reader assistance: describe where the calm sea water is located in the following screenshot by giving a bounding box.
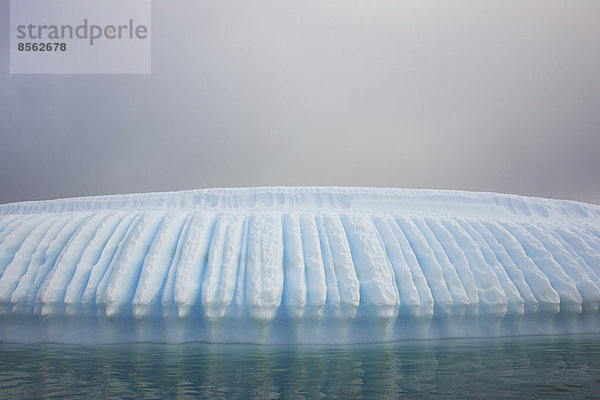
[1,335,599,399]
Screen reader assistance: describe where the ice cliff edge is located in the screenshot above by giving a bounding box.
[0,187,599,344]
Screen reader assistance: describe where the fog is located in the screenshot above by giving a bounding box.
[1,0,599,205]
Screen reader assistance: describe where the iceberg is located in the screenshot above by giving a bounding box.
[0,187,599,344]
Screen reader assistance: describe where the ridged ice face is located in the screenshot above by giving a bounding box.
[0,187,599,344]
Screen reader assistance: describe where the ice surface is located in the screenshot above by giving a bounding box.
[0,187,599,344]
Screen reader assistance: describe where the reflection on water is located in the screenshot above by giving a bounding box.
[1,335,600,399]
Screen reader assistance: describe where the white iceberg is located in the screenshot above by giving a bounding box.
[0,187,599,344]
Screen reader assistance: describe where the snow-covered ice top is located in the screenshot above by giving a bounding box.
[0,187,599,344]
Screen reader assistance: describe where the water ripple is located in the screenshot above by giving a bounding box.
[1,335,600,399]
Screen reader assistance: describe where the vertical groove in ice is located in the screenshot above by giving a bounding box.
[232,217,250,314]
[424,218,480,312]
[499,222,583,313]
[0,215,24,245]
[281,213,308,319]
[550,227,600,289]
[0,215,35,241]
[575,228,600,254]
[298,214,327,317]
[438,219,508,317]
[0,216,57,313]
[38,213,109,317]
[160,215,193,317]
[395,216,453,315]
[482,221,560,313]
[316,215,341,314]
[585,227,600,242]
[467,220,537,312]
[455,219,524,314]
[82,212,138,314]
[132,213,188,319]
[245,214,284,324]
[173,213,216,318]
[341,215,398,319]
[0,215,21,238]
[412,216,470,313]
[13,214,88,314]
[201,214,244,321]
[0,215,47,277]
[320,215,360,319]
[4,216,71,313]
[386,216,434,317]
[103,213,165,318]
[213,215,244,318]
[63,213,127,316]
[524,225,600,312]
[371,216,422,317]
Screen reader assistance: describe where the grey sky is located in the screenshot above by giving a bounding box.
[1,0,599,205]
